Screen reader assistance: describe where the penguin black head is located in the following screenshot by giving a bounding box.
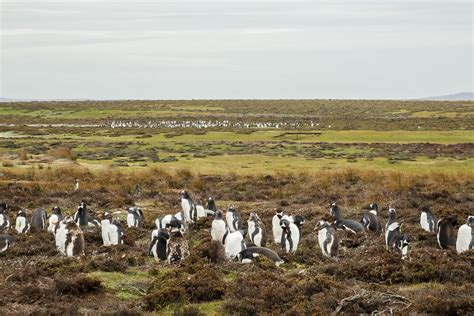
[388,207,397,217]
[103,212,112,220]
[17,210,27,217]
[214,210,224,220]
[369,203,379,214]
[228,205,236,213]
[467,216,474,227]
[52,206,61,214]
[0,203,7,213]
[314,220,331,232]
[330,203,341,220]
[127,207,135,214]
[275,208,283,219]
[181,190,190,199]
[280,219,290,231]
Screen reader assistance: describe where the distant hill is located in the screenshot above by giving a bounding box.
[420,92,474,101]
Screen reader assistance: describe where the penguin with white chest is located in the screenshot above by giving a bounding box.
[315,220,338,258]
[207,197,218,214]
[55,217,85,257]
[127,206,144,228]
[224,230,247,259]
[437,217,456,249]
[330,203,364,234]
[280,219,300,253]
[101,213,124,246]
[0,203,10,232]
[15,210,30,234]
[48,207,63,233]
[211,210,227,244]
[361,203,382,235]
[248,212,267,247]
[272,208,286,244]
[420,207,437,234]
[226,205,242,233]
[149,228,170,261]
[30,208,48,230]
[385,209,411,259]
[0,234,13,253]
[180,190,195,223]
[456,216,474,254]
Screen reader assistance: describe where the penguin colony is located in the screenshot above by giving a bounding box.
[0,195,472,264]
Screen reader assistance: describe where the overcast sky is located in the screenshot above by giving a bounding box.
[0,0,472,100]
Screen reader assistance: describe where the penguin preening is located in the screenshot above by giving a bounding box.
[30,208,48,230]
[101,213,124,246]
[361,203,382,235]
[155,214,188,235]
[149,228,169,261]
[15,210,30,234]
[315,220,338,258]
[180,190,195,223]
[248,212,267,247]
[127,206,144,228]
[437,217,456,249]
[420,207,437,234]
[330,203,364,234]
[226,205,242,233]
[224,230,247,259]
[280,219,300,253]
[74,202,99,227]
[55,217,85,257]
[48,207,63,233]
[0,205,10,232]
[0,234,13,252]
[238,246,284,266]
[211,210,227,244]
[456,216,474,254]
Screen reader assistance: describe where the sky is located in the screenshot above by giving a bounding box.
[0,0,472,100]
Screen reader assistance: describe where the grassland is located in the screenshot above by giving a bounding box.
[0,99,473,314]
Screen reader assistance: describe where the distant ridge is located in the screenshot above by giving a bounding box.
[420,92,474,101]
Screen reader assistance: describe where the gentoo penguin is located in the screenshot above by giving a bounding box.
[437,217,456,249]
[207,197,218,213]
[180,190,195,223]
[272,208,285,244]
[395,234,411,260]
[361,203,382,235]
[48,206,63,233]
[149,228,170,261]
[155,214,187,234]
[385,208,401,250]
[238,246,284,266]
[0,234,13,252]
[224,230,247,259]
[74,202,90,226]
[420,207,437,234]
[167,227,190,263]
[315,220,338,258]
[330,203,364,234]
[101,213,124,246]
[386,207,397,229]
[385,215,410,259]
[73,179,80,191]
[456,216,474,254]
[247,212,267,247]
[55,217,85,257]
[15,210,30,234]
[30,208,48,230]
[127,206,144,228]
[0,205,10,232]
[134,183,142,195]
[280,219,300,253]
[194,200,211,219]
[226,205,242,233]
[211,210,227,244]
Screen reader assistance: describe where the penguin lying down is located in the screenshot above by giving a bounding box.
[238,246,284,267]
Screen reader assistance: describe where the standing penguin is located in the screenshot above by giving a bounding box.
[456,216,474,254]
[149,228,170,261]
[280,219,300,253]
[55,217,85,257]
[15,210,30,234]
[437,217,456,249]
[211,210,228,244]
[247,212,267,247]
[330,202,364,234]
[194,200,207,219]
[74,202,90,226]
[315,220,339,258]
[385,208,401,250]
[167,227,190,263]
[30,208,48,230]
[127,206,144,228]
[73,179,80,191]
[101,213,124,246]
[361,203,382,235]
[272,208,286,244]
[48,207,63,233]
[0,234,13,253]
[0,204,10,232]
[207,197,218,213]
[420,207,437,234]
[238,246,284,266]
[226,205,242,233]
[224,230,246,259]
[180,190,195,223]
